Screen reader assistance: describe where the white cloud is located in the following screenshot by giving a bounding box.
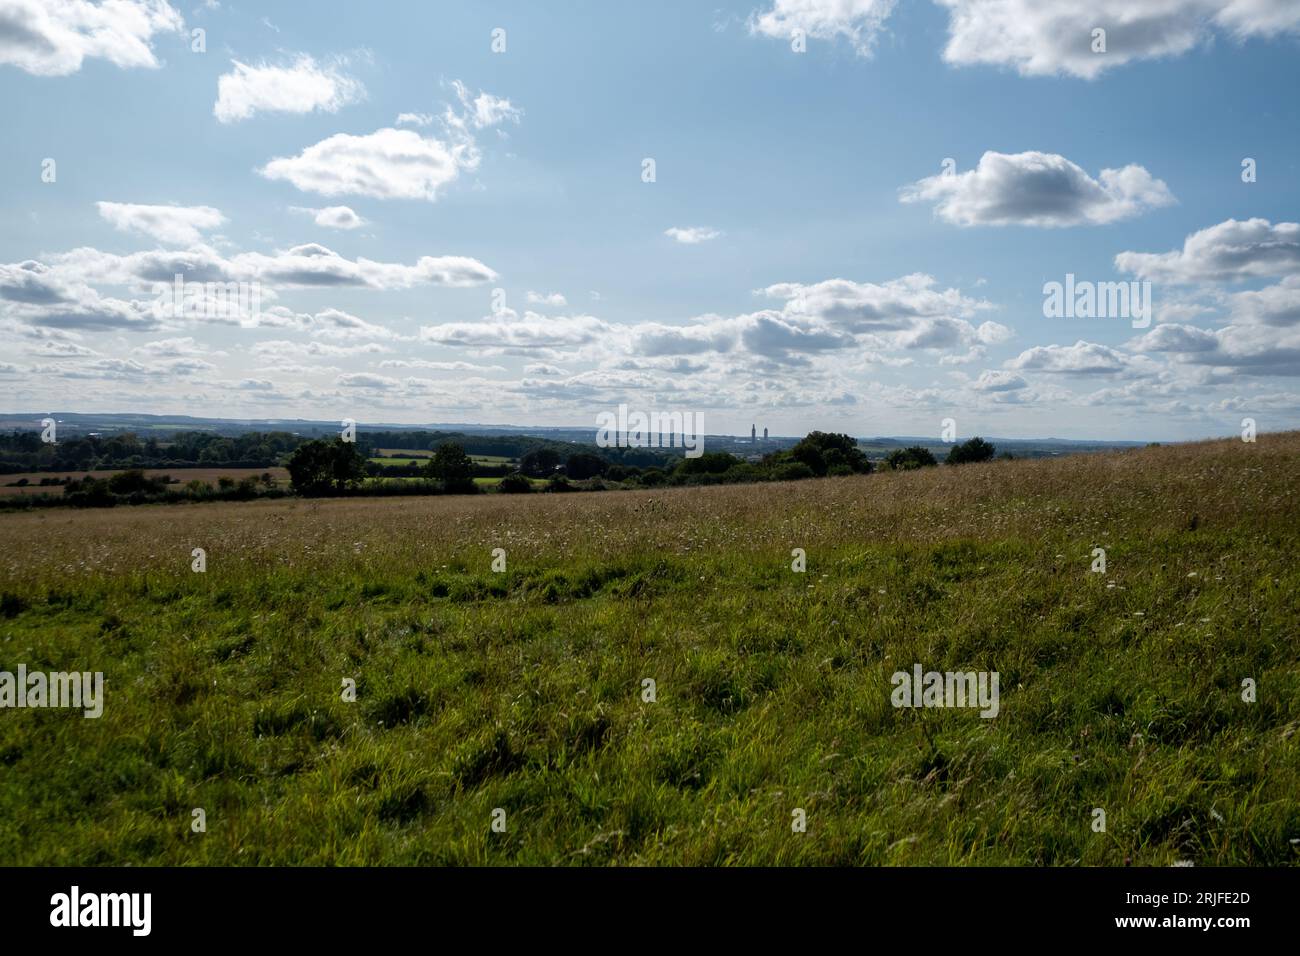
[0,0,184,76]
[1129,321,1300,375]
[448,80,522,129]
[936,0,1300,79]
[1124,276,1300,376]
[973,369,1028,391]
[252,339,389,358]
[526,290,567,306]
[378,359,505,372]
[337,372,400,389]
[900,151,1174,227]
[259,127,474,201]
[213,54,364,123]
[1228,276,1300,327]
[42,242,496,290]
[619,275,1002,367]
[1007,340,1130,374]
[0,259,161,330]
[1115,218,1300,283]
[420,312,609,351]
[309,307,402,340]
[291,205,367,230]
[395,111,433,127]
[133,336,219,357]
[748,0,897,56]
[760,273,993,333]
[746,2,1300,77]
[665,226,722,244]
[96,201,225,245]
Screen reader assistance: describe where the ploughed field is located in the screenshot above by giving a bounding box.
[0,434,1296,865]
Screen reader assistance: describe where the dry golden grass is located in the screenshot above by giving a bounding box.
[1,433,1292,585]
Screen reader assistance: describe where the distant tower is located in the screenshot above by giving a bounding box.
[751,424,756,442]
[763,427,768,441]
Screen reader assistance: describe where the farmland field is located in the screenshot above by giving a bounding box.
[0,435,1296,865]
[373,449,517,466]
[0,467,290,496]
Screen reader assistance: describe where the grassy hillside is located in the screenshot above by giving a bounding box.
[0,434,1296,865]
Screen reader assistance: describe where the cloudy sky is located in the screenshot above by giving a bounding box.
[1,0,1298,440]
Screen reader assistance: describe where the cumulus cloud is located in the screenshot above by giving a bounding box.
[252,339,389,358]
[0,259,160,330]
[936,0,1300,79]
[259,127,472,201]
[0,0,184,76]
[291,205,367,230]
[665,226,722,244]
[526,291,567,307]
[972,369,1029,391]
[900,151,1174,227]
[760,273,994,333]
[262,84,519,202]
[1115,218,1300,283]
[213,54,364,123]
[618,275,1003,366]
[748,0,897,56]
[133,336,217,357]
[1124,275,1300,376]
[41,242,496,290]
[1227,276,1300,327]
[378,359,505,372]
[747,1,1300,75]
[0,260,75,305]
[1007,340,1130,374]
[337,372,400,389]
[1129,321,1300,376]
[420,312,609,352]
[96,201,226,245]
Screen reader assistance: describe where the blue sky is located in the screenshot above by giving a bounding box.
[2,0,1298,439]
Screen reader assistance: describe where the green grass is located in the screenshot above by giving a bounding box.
[371,451,518,467]
[0,434,1296,865]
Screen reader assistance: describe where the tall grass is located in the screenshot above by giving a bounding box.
[0,434,1296,865]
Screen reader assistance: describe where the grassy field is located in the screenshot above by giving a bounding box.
[0,434,1296,865]
[372,450,517,467]
[0,467,289,496]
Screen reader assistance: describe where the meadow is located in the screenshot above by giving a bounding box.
[0,434,1296,865]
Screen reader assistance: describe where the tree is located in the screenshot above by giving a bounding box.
[675,452,741,477]
[945,437,996,465]
[520,447,562,477]
[788,431,872,476]
[565,452,607,480]
[107,469,166,495]
[287,438,366,495]
[884,446,938,470]
[497,472,533,494]
[425,442,475,492]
